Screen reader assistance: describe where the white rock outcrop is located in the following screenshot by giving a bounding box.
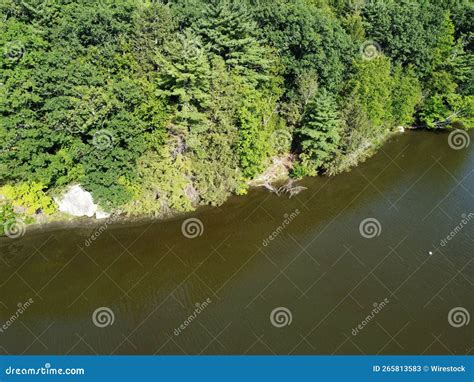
[55,185,98,218]
[95,209,111,220]
[395,126,405,133]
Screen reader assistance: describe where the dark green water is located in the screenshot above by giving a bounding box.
[0,130,472,355]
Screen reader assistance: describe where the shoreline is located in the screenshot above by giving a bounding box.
[1,128,412,236]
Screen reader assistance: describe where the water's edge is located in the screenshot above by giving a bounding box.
[12,129,406,235]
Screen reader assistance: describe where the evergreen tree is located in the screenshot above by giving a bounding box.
[133,1,177,68]
[0,0,471,220]
[194,0,272,84]
[297,90,341,174]
[156,29,211,152]
[418,11,473,129]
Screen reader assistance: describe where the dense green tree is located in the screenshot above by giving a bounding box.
[193,0,275,87]
[237,89,271,178]
[251,0,353,94]
[391,66,423,126]
[296,90,341,175]
[417,11,473,129]
[348,56,394,132]
[156,29,211,151]
[1,1,169,208]
[362,0,449,76]
[0,0,471,224]
[193,56,246,205]
[436,0,474,38]
[125,142,194,216]
[133,1,177,68]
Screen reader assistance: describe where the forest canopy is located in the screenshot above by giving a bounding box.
[0,0,472,224]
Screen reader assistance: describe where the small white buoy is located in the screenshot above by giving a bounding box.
[429,251,433,255]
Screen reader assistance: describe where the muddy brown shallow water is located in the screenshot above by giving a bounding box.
[0,130,472,355]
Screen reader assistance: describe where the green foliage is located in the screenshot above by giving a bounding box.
[415,10,473,129]
[0,182,56,215]
[193,146,245,206]
[191,56,248,205]
[133,1,177,67]
[156,29,211,148]
[237,90,271,178]
[391,66,423,126]
[1,1,169,208]
[0,203,16,236]
[297,90,341,175]
[420,91,474,129]
[124,144,194,216]
[252,0,353,94]
[362,0,450,76]
[348,56,394,132]
[194,0,274,86]
[329,56,404,174]
[0,0,470,220]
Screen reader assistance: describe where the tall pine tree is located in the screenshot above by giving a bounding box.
[193,0,272,85]
[297,90,341,174]
[156,29,211,153]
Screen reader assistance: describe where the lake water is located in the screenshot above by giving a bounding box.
[0,130,472,355]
